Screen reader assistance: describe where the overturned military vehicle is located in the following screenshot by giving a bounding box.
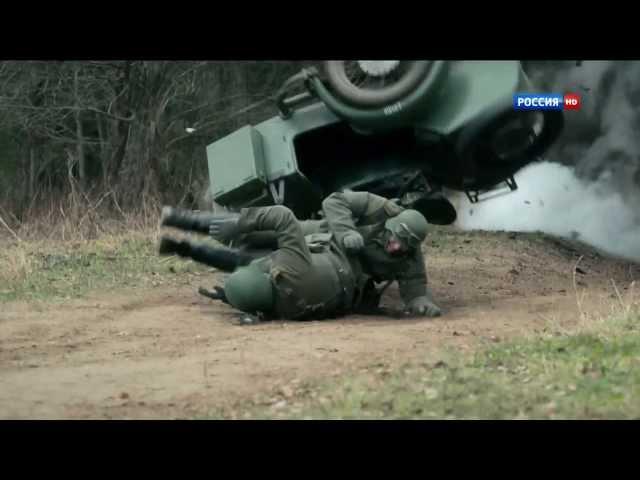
[206,61,564,224]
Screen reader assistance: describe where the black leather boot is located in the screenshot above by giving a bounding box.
[158,236,257,272]
[158,236,191,257]
[160,206,217,235]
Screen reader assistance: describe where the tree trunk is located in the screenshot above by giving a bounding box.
[95,111,108,189]
[108,61,133,187]
[28,144,36,201]
[73,65,86,189]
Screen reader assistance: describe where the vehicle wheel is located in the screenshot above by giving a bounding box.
[487,110,563,162]
[410,193,458,225]
[323,61,435,108]
[455,109,564,190]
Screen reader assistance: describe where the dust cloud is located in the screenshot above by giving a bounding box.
[452,61,640,262]
[452,161,640,261]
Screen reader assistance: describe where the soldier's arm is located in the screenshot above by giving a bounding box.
[322,191,397,244]
[397,248,429,304]
[237,206,312,265]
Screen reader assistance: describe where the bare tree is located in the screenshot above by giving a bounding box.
[0,60,306,219]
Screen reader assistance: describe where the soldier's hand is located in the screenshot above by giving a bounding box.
[208,214,241,242]
[343,232,365,252]
[408,296,442,317]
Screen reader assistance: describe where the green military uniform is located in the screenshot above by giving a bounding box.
[221,192,438,315]
[232,219,324,254]
[159,191,440,317]
[320,191,431,309]
[221,205,358,321]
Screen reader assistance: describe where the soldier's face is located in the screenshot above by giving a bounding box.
[385,233,410,256]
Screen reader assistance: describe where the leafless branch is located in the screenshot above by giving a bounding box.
[0,213,21,242]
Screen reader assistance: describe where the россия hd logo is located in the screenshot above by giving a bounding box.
[513,93,581,111]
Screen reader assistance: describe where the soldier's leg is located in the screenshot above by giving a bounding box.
[158,236,256,272]
[160,206,233,235]
[236,231,279,250]
[161,207,287,255]
[235,219,326,251]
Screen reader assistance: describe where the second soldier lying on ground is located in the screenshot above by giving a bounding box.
[159,192,442,321]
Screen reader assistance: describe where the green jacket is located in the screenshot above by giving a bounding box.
[321,191,429,305]
[236,205,357,320]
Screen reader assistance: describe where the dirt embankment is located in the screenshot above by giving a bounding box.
[1,230,638,419]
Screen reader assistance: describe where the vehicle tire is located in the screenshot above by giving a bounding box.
[455,109,564,191]
[410,193,458,225]
[323,61,436,108]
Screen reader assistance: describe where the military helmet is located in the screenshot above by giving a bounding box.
[385,209,429,248]
[224,264,274,314]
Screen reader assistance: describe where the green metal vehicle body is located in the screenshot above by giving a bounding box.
[206,61,563,223]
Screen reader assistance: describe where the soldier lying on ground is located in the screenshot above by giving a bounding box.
[159,192,442,320]
[159,205,367,322]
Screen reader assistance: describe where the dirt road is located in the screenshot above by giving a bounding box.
[1,231,638,418]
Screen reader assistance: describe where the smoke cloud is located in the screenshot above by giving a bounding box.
[452,162,640,261]
[453,61,640,262]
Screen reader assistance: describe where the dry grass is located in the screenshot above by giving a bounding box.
[0,189,159,289]
[0,186,163,244]
[0,189,213,302]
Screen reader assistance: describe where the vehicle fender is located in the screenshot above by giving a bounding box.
[412,61,528,137]
[308,61,449,132]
